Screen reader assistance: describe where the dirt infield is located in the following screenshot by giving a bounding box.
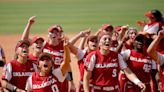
[0,33,80,86]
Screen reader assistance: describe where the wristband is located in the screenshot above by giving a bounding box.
[6,84,17,92]
[133,78,141,85]
[13,86,17,92]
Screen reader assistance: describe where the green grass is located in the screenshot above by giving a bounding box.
[0,0,164,34]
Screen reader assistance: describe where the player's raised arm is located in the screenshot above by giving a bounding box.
[69,28,91,45]
[123,67,146,90]
[60,37,71,76]
[69,29,91,55]
[21,16,36,40]
[147,30,164,63]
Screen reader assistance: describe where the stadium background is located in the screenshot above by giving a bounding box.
[0,0,164,86]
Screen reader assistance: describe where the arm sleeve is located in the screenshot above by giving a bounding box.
[157,52,164,66]
[151,60,157,70]
[143,23,159,34]
[1,63,12,81]
[121,49,131,61]
[77,49,87,61]
[52,67,66,82]
[118,54,127,69]
[84,54,96,71]
[25,76,32,91]
[32,63,38,72]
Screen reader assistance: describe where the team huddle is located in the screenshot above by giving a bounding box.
[0,9,164,92]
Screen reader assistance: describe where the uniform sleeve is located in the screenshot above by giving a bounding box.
[77,49,86,61]
[121,49,131,61]
[52,67,66,82]
[84,54,96,71]
[157,52,164,66]
[143,23,159,34]
[32,63,38,72]
[1,63,12,81]
[25,75,32,91]
[118,54,127,69]
[151,60,157,69]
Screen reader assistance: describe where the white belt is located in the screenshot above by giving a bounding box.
[80,81,93,87]
[93,85,119,91]
[127,81,150,85]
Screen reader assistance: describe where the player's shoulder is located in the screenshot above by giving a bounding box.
[85,50,97,60]
[87,50,97,56]
[8,59,17,64]
[31,72,39,78]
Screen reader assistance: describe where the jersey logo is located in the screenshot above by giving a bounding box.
[33,78,57,89]
[13,72,33,77]
[129,56,151,63]
[43,49,63,56]
[95,63,118,68]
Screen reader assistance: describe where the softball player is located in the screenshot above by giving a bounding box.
[147,30,164,92]
[1,40,36,92]
[21,16,44,66]
[83,32,145,92]
[42,25,76,92]
[138,9,163,40]
[26,39,71,92]
[121,34,156,92]
[69,29,98,92]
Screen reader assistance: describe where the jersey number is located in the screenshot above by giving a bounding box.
[143,64,151,73]
[51,84,59,92]
[112,69,117,77]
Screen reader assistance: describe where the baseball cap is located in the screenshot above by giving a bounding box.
[98,31,111,41]
[48,25,63,33]
[38,53,52,61]
[31,36,44,45]
[15,40,30,51]
[145,11,155,18]
[145,9,162,22]
[87,35,98,43]
[102,24,114,31]
[114,26,122,32]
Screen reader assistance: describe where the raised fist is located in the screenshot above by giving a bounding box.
[28,16,36,24]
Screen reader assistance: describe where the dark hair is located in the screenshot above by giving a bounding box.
[151,9,163,22]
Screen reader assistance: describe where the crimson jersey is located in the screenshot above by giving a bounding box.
[26,68,65,92]
[124,42,134,50]
[28,54,38,65]
[1,59,35,90]
[42,41,68,92]
[76,49,88,81]
[158,51,164,91]
[42,42,64,68]
[85,49,127,86]
[143,22,162,35]
[121,50,155,83]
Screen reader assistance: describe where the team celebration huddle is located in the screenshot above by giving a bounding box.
[0,9,164,92]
